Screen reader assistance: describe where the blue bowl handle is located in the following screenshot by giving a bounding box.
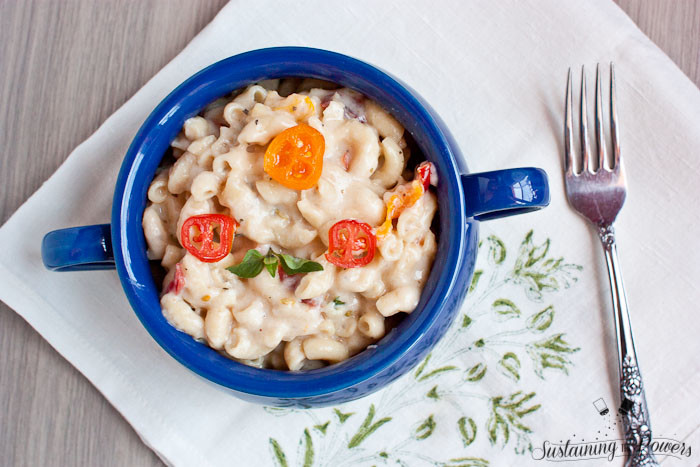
[42,224,116,271]
[462,167,550,221]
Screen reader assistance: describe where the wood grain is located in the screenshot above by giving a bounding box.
[0,1,698,465]
[0,2,227,466]
[615,0,700,87]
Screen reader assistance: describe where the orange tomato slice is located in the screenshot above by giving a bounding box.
[264,124,325,190]
[376,180,424,239]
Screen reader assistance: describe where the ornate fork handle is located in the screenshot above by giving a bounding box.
[599,225,658,467]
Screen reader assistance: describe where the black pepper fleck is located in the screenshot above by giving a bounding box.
[243,108,249,115]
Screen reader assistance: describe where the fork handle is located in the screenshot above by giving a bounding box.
[599,225,659,467]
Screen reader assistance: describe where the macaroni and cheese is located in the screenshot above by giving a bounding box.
[142,79,438,370]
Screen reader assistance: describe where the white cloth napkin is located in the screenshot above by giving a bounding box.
[2,0,700,465]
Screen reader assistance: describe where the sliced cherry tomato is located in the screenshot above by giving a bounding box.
[264,124,325,190]
[416,161,433,190]
[165,263,185,294]
[376,180,424,239]
[181,214,238,263]
[325,219,376,268]
[376,162,437,239]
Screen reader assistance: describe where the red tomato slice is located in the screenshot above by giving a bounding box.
[325,219,376,268]
[181,214,238,263]
[165,263,185,294]
[416,161,433,190]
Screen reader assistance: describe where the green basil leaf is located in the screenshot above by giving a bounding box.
[263,250,279,278]
[277,253,324,275]
[226,249,264,278]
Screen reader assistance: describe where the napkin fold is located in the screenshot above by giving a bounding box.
[2,0,700,465]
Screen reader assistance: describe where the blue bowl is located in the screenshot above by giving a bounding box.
[42,47,549,407]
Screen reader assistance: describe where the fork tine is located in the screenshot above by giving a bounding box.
[610,62,621,170]
[580,66,591,173]
[595,64,607,171]
[565,68,574,175]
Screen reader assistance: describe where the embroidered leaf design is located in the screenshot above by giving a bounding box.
[347,404,392,449]
[414,414,436,440]
[526,235,549,267]
[535,333,579,353]
[527,305,554,332]
[418,365,458,382]
[426,385,440,400]
[445,457,489,467]
[499,352,521,381]
[491,298,520,320]
[302,429,314,467]
[334,408,354,424]
[269,438,288,467]
[487,392,541,448]
[465,363,487,382]
[414,353,431,378]
[314,421,329,435]
[486,235,506,265]
[469,270,483,293]
[510,231,582,301]
[487,413,509,446]
[462,314,473,329]
[527,333,580,377]
[458,416,477,446]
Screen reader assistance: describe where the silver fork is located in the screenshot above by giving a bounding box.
[564,64,658,467]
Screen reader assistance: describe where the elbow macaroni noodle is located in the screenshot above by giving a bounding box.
[142,80,438,370]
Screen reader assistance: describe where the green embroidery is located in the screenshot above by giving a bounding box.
[302,429,314,467]
[418,365,459,382]
[486,235,506,265]
[465,363,487,382]
[426,385,440,400]
[527,333,580,377]
[510,231,582,301]
[347,405,392,448]
[414,353,432,378]
[269,438,289,467]
[498,352,521,381]
[526,306,554,332]
[444,457,489,467]
[491,298,520,320]
[314,422,330,435]
[333,408,354,424]
[263,231,582,466]
[458,417,477,446]
[468,270,483,293]
[414,415,436,440]
[461,314,473,329]
[487,391,540,450]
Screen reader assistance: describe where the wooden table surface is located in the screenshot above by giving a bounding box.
[1,1,698,465]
